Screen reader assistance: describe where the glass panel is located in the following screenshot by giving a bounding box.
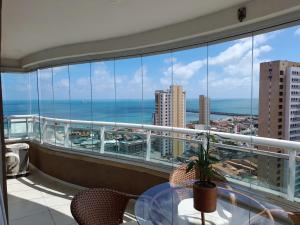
[255,25,300,195]
[91,61,115,153]
[29,72,40,140]
[143,52,173,162]
[150,135,176,164]
[38,68,55,144]
[91,61,116,122]
[104,127,146,160]
[171,47,207,162]
[113,57,145,158]
[53,66,70,119]
[2,72,32,138]
[53,66,70,147]
[114,57,143,123]
[296,157,300,198]
[69,63,92,151]
[208,37,252,134]
[207,37,257,195]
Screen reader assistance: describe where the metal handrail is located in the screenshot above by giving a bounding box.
[29,115,300,151]
[4,114,300,202]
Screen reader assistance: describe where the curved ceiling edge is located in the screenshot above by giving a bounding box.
[2,0,300,72]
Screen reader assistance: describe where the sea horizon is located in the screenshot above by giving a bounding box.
[3,98,259,124]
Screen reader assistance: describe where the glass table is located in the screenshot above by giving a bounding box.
[135,182,294,225]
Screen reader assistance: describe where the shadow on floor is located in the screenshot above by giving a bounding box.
[8,194,77,225]
[17,175,78,201]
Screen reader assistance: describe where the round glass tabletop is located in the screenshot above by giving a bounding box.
[134,182,294,225]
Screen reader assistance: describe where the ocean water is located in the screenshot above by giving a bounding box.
[3,99,258,124]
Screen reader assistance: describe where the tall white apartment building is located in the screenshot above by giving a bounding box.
[285,67,300,197]
[153,85,186,157]
[285,67,300,141]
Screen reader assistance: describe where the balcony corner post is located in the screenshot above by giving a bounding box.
[100,127,105,154]
[146,130,151,161]
[64,123,70,147]
[25,117,29,138]
[287,149,296,201]
[41,120,47,144]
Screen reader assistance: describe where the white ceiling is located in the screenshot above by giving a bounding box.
[2,0,249,59]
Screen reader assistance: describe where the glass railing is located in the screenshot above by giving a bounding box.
[4,115,300,203]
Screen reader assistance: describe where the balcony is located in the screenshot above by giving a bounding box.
[5,115,300,202]
[2,1,300,224]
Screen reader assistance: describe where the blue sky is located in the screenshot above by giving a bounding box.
[2,24,300,101]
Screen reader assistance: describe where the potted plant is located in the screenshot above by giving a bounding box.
[186,133,224,213]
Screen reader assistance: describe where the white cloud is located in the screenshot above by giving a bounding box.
[164,57,177,64]
[38,68,52,81]
[295,27,300,36]
[36,33,275,100]
[57,78,69,89]
[162,34,273,98]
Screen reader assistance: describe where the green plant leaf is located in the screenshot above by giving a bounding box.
[208,155,220,163]
[186,161,196,173]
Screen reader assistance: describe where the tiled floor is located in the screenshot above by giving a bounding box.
[7,166,137,225]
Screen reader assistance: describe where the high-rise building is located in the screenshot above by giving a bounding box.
[258,60,300,195]
[199,95,209,127]
[153,85,186,157]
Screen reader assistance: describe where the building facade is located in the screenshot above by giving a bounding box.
[199,95,209,127]
[258,60,300,195]
[153,85,186,157]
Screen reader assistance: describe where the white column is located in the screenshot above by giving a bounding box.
[41,120,47,144]
[100,127,105,154]
[146,130,151,161]
[25,118,29,138]
[287,149,296,201]
[64,123,70,147]
[7,118,11,139]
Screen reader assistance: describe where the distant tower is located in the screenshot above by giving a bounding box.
[258,60,300,196]
[154,85,186,157]
[199,95,209,126]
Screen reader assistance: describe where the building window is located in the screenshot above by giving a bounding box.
[279,92,283,96]
[278,112,282,116]
[280,70,284,75]
[280,78,284,82]
[278,118,282,122]
[279,85,283,89]
[278,125,282,129]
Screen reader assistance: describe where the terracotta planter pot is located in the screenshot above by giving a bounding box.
[193,181,217,213]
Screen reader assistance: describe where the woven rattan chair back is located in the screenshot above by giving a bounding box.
[169,164,197,186]
[71,188,130,225]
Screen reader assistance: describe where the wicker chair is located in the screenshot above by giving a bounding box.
[169,163,226,186]
[71,188,136,225]
[288,212,300,225]
[246,209,300,225]
[169,164,197,186]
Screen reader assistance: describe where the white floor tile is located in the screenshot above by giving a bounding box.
[49,205,75,225]
[10,211,55,225]
[7,182,34,193]
[7,169,134,225]
[8,198,47,220]
[9,189,44,201]
[43,195,72,207]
